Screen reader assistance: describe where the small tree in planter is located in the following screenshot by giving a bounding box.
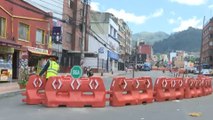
[18,59,29,89]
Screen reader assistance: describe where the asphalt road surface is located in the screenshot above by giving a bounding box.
[0,71,212,120]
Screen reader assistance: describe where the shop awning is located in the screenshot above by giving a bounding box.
[0,39,22,49]
[27,46,50,56]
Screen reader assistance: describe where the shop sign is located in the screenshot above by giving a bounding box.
[108,51,119,60]
[27,46,49,55]
[0,46,14,53]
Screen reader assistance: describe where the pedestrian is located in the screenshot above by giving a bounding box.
[39,55,59,80]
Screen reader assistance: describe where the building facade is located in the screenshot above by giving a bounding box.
[86,11,120,72]
[201,17,213,66]
[0,0,52,79]
[137,41,153,64]
[116,19,132,70]
[61,0,90,72]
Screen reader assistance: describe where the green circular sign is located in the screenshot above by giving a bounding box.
[70,65,83,78]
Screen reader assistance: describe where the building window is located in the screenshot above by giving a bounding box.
[110,25,113,36]
[68,16,73,24]
[114,30,117,39]
[67,32,72,43]
[210,34,213,38]
[0,17,6,38]
[68,0,73,8]
[209,26,213,31]
[36,29,45,44]
[18,23,30,41]
[80,9,83,17]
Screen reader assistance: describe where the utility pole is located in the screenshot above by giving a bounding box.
[199,16,205,74]
[132,42,137,78]
[80,0,88,66]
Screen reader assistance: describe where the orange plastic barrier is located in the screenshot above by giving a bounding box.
[68,76,106,107]
[42,76,71,107]
[184,78,197,98]
[194,78,204,97]
[43,76,106,107]
[201,76,213,95]
[132,77,154,104]
[22,75,46,104]
[154,77,172,102]
[108,77,137,106]
[168,78,185,100]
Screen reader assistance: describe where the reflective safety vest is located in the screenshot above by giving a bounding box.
[46,60,59,79]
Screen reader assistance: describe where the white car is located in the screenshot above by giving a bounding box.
[202,69,211,76]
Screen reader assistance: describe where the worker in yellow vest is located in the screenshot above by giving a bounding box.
[39,55,59,80]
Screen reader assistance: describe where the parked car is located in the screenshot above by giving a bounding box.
[185,66,195,73]
[193,64,212,75]
[141,62,152,71]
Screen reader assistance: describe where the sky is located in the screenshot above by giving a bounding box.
[90,0,213,34]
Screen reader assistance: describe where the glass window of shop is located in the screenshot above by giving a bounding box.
[18,22,30,41]
[0,17,6,38]
[36,29,45,44]
[0,46,14,81]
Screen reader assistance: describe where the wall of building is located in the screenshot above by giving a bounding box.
[0,0,52,79]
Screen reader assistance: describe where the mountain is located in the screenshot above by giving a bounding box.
[132,31,169,45]
[153,27,202,54]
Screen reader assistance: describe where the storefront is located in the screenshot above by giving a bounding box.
[0,39,21,81]
[20,46,50,75]
[107,51,119,72]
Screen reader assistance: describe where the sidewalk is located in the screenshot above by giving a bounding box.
[0,82,23,98]
[0,71,126,97]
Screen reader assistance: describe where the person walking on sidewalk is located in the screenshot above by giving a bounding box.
[39,55,59,80]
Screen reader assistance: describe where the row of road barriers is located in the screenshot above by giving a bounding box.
[22,75,212,107]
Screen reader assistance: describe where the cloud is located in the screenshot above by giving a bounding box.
[106,8,164,25]
[151,8,164,17]
[170,0,207,6]
[90,2,100,11]
[173,17,202,32]
[106,9,147,24]
[170,11,176,16]
[168,19,176,24]
[208,4,213,9]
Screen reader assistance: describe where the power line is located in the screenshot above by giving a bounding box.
[6,0,66,23]
[25,0,64,16]
[89,28,114,51]
[37,0,63,9]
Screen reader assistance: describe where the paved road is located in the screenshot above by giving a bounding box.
[0,71,212,120]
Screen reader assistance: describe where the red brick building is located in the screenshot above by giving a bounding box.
[137,42,153,63]
[61,0,90,72]
[202,17,213,66]
[0,0,52,79]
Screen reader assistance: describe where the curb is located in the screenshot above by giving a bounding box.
[0,89,25,99]
[102,72,126,79]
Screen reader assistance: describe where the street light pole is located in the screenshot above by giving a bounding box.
[97,52,99,73]
[132,42,137,78]
[80,0,88,65]
[199,16,205,74]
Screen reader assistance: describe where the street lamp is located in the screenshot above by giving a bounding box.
[95,51,99,73]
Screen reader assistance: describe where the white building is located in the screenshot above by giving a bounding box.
[84,11,120,72]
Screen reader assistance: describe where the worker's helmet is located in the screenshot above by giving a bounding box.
[48,54,59,60]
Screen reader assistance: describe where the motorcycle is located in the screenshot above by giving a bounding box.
[86,67,93,77]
